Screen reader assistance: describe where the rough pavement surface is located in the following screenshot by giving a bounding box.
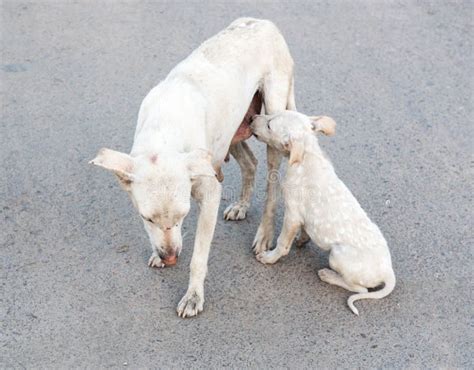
[1,1,472,368]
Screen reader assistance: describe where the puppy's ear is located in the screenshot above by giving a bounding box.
[284,137,305,166]
[309,116,336,136]
[89,148,135,185]
[186,149,217,181]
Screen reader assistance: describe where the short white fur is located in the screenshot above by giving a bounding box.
[90,18,296,317]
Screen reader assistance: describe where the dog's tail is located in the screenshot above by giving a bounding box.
[347,270,396,316]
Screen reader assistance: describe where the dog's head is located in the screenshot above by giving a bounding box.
[251,111,336,165]
[89,148,216,265]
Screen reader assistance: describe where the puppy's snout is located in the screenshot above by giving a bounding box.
[250,114,262,127]
[250,115,264,135]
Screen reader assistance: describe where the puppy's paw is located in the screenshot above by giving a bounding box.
[252,225,274,254]
[256,249,280,265]
[223,201,249,221]
[148,253,165,268]
[177,290,204,318]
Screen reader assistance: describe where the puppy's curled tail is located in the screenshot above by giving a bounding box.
[348,271,396,316]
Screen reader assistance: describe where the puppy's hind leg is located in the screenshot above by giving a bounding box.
[318,268,368,293]
[223,142,257,220]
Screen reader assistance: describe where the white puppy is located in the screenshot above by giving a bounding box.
[90,18,295,317]
[251,111,396,315]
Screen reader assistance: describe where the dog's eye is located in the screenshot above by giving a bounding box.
[142,216,154,224]
[267,122,271,130]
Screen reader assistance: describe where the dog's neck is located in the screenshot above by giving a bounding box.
[131,125,194,157]
[130,80,208,157]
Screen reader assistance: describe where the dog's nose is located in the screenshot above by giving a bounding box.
[159,252,178,266]
[162,254,178,266]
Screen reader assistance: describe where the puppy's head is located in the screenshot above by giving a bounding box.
[251,111,336,165]
[89,148,216,265]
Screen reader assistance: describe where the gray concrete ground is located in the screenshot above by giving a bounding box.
[1,1,472,368]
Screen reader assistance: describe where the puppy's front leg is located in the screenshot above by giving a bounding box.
[177,177,221,318]
[256,212,300,265]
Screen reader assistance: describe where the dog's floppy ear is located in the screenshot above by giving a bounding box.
[309,116,336,136]
[186,149,217,181]
[283,136,305,166]
[89,148,135,185]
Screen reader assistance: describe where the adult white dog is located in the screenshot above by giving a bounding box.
[90,18,295,317]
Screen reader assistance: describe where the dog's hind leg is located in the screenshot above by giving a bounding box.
[223,142,258,220]
[252,72,292,254]
[252,145,281,254]
[287,76,296,111]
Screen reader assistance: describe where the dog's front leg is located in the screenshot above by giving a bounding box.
[177,176,221,318]
[252,145,282,254]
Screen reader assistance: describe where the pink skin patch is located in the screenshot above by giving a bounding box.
[150,154,158,164]
[231,91,263,145]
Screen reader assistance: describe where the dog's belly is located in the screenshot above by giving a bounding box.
[231,91,262,145]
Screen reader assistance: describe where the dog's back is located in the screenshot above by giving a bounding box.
[195,18,291,67]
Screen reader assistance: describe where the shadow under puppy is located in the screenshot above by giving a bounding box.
[250,111,395,315]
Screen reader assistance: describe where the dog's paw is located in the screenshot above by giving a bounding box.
[148,253,165,268]
[177,290,204,318]
[318,268,336,283]
[223,201,249,221]
[256,250,280,265]
[252,225,274,254]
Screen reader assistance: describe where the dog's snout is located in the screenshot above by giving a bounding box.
[162,255,178,266]
[159,251,179,266]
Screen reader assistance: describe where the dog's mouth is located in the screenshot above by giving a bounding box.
[251,129,261,140]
